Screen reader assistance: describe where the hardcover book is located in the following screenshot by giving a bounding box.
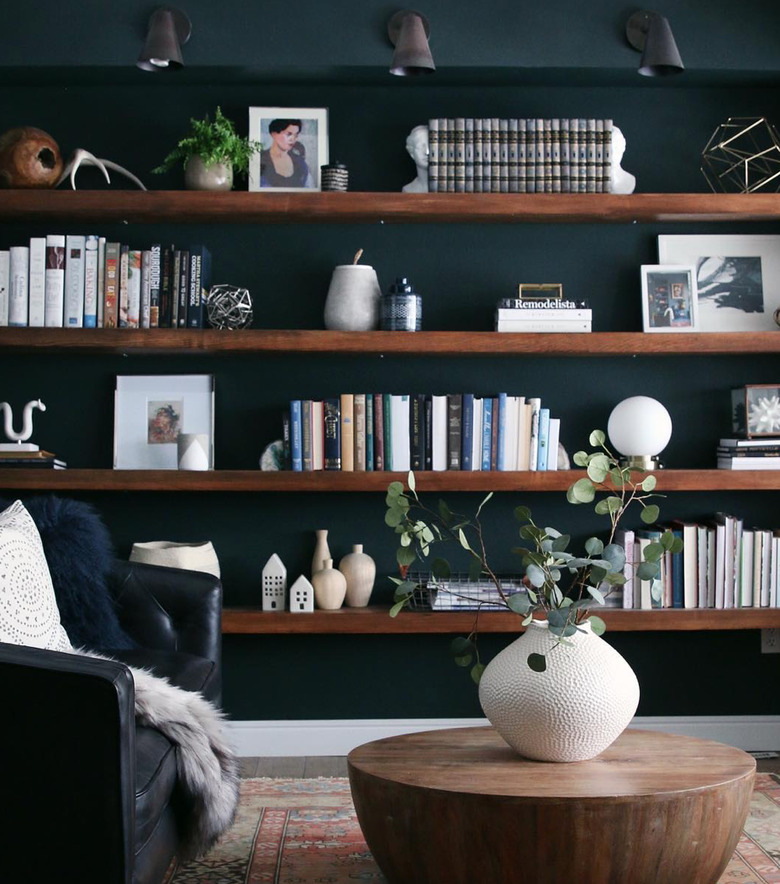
[148,243,162,328]
[102,241,120,329]
[323,398,341,470]
[117,243,129,327]
[28,237,46,327]
[290,400,303,472]
[83,235,99,328]
[0,250,8,326]
[126,249,141,328]
[447,393,462,470]
[64,234,86,328]
[340,393,355,472]
[354,393,367,471]
[8,246,29,327]
[44,235,66,327]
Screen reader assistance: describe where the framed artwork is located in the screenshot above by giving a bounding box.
[640,264,698,332]
[731,384,780,437]
[248,107,329,192]
[658,234,780,331]
[114,374,214,470]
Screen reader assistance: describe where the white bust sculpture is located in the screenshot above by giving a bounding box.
[611,126,636,194]
[402,124,429,193]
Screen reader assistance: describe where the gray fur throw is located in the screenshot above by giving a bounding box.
[84,649,239,861]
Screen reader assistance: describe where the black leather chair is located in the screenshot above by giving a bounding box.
[0,558,223,884]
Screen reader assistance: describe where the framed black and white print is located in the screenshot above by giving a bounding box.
[248,107,329,192]
[641,264,698,332]
[114,374,214,469]
[658,234,780,331]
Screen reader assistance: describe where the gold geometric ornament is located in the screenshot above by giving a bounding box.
[701,116,780,193]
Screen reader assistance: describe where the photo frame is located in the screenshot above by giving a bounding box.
[114,374,215,470]
[731,384,780,437]
[248,107,329,192]
[658,234,780,332]
[640,264,698,332]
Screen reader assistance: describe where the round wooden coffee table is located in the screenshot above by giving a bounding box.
[348,726,755,884]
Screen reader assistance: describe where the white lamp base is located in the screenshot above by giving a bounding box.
[0,442,39,451]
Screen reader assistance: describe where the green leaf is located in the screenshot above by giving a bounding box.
[585,537,604,557]
[389,600,406,617]
[587,459,609,484]
[670,537,684,554]
[573,450,589,467]
[603,543,626,571]
[514,505,532,523]
[438,499,453,526]
[659,530,677,551]
[588,615,606,636]
[642,541,664,563]
[589,565,608,583]
[468,557,483,582]
[387,481,404,497]
[587,584,605,604]
[525,563,546,588]
[566,485,580,505]
[570,478,596,503]
[396,545,417,567]
[385,508,405,527]
[454,654,473,667]
[470,663,486,684]
[609,467,626,488]
[507,593,532,614]
[476,492,494,517]
[641,474,657,492]
[589,430,606,447]
[450,636,474,657]
[594,499,611,515]
[641,504,660,525]
[650,578,663,603]
[458,528,473,552]
[551,533,570,552]
[399,532,412,547]
[431,558,450,579]
[636,560,660,580]
[407,471,416,493]
[527,653,547,672]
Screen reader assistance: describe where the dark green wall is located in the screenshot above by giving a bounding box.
[2,1,780,721]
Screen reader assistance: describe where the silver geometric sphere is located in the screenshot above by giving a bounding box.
[205,284,253,330]
[701,116,780,193]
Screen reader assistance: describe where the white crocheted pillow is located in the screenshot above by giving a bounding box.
[0,500,72,652]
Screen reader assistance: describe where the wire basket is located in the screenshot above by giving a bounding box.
[407,572,528,611]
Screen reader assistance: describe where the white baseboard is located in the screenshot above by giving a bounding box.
[225,716,780,757]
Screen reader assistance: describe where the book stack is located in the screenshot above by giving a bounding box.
[717,438,780,470]
[407,573,528,611]
[495,298,592,333]
[427,117,613,194]
[615,514,780,610]
[0,449,67,469]
[0,237,211,330]
[284,392,562,473]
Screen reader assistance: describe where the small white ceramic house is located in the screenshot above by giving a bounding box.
[262,553,287,611]
[289,574,315,613]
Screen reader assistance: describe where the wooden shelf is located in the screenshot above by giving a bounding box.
[222,605,780,634]
[1,191,780,225]
[1,328,780,356]
[2,469,779,492]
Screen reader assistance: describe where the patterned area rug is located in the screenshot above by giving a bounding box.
[169,774,780,883]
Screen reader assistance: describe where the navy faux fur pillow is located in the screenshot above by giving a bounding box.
[0,496,135,650]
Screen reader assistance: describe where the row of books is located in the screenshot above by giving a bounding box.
[495,297,592,333]
[0,449,67,469]
[427,117,613,194]
[717,437,780,470]
[283,393,561,473]
[0,236,211,329]
[614,515,780,610]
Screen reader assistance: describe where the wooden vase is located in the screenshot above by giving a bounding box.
[312,558,347,610]
[312,529,331,576]
[339,544,376,607]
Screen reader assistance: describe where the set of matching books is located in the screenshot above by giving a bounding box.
[0,237,212,329]
[615,515,780,610]
[427,117,613,194]
[284,393,561,473]
[717,437,780,470]
[495,298,592,333]
[0,449,66,469]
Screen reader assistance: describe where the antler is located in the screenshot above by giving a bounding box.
[57,148,147,190]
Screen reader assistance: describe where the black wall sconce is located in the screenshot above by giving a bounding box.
[387,10,435,76]
[625,10,684,76]
[137,7,192,71]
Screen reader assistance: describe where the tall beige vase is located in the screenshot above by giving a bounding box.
[339,544,376,607]
[312,529,331,576]
[312,558,347,610]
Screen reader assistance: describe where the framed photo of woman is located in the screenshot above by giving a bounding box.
[248,107,329,192]
[640,264,699,332]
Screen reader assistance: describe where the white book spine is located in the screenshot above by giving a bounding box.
[546,417,560,471]
[496,319,592,333]
[28,237,46,327]
[431,395,448,471]
[8,246,29,327]
[390,394,411,472]
[83,235,99,328]
[527,397,541,470]
[126,249,142,328]
[0,250,8,326]
[470,397,483,471]
[44,234,65,327]
[714,523,726,609]
[140,249,151,329]
[495,308,592,321]
[97,236,106,328]
[501,395,519,472]
[64,235,86,327]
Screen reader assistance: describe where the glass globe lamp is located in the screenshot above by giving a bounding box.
[607,396,672,470]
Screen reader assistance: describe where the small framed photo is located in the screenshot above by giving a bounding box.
[732,384,780,437]
[248,107,328,192]
[114,374,214,470]
[640,265,698,332]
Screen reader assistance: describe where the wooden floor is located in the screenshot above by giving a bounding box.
[238,752,779,779]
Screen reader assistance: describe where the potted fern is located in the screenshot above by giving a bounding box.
[153,107,259,191]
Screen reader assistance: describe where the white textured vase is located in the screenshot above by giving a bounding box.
[478,620,639,762]
[184,156,234,191]
[323,265,381,331]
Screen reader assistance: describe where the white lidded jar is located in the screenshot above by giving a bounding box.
[323,251,381,331]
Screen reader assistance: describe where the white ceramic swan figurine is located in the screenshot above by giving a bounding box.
[0,399,46,443]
